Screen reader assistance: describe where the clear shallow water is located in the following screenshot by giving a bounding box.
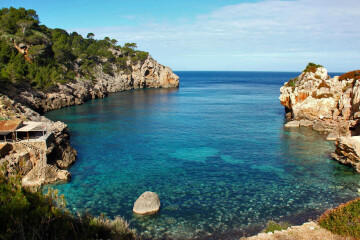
[44,71,360,240]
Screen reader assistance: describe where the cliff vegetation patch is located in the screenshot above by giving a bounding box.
[303,63,323,73]
[339,70,360,81]
[318,197,360,238]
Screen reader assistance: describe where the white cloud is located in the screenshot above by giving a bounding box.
[68,0,360,71]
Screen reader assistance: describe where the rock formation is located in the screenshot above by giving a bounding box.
[331,136,360,172]
[3,56,179,113]
[0,94,76,189]
[279,64,360,171]
[133,191,161,215]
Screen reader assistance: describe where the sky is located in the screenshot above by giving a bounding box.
[1,0,359,72]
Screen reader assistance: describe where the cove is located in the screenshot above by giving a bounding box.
[44,71,360,240]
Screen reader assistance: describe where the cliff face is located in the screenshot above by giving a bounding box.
[0,94,76,189]
[4,56,179,113]
[279,65,360,171]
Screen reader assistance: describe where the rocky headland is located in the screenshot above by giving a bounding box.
[279,63,360,171]
[1,55,179,113]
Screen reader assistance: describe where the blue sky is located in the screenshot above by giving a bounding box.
[1,0,359,72]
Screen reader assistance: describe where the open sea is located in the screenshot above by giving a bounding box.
[44,71,360,239]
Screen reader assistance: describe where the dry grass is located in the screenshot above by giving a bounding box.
[339,70,360,81]
[318,81,330,89]
[312,92,334,99]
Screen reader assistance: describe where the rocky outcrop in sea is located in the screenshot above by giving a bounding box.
[279,64,360,171]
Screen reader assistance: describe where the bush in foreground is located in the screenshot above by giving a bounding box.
[318,197,360,238]
[0,174,136,240]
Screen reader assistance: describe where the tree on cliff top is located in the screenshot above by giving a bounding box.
[87,32,95,39]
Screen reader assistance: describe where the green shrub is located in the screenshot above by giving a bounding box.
[102,62,113,76]
[131,51,149,64]
[318,197,360,238]
[264,220,291,233]
[303,62,323,73]
[286,77,299,87]
[0,174,136,240]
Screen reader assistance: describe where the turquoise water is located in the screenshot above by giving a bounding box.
[45,71,360,239]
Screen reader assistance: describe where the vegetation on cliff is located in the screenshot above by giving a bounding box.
[318,197,360,238]
[0,7,149,90]
[303,62,323,73]
[339,70,360,81]
[0,173,136,240]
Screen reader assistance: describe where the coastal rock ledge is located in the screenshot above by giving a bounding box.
[279,64,360,171]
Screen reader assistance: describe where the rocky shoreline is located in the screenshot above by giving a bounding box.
[2,55,179,113]
[0,56,179,190]
[279,64,360,172]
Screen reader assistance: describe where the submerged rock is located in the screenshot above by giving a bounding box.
[133,191,161,215]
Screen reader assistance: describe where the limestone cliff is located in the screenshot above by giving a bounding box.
[279,64,360,171]
[2,55,179,113]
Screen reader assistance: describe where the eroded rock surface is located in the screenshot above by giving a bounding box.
[331,136,360,172]
[279,66,360,171]
[0,94,76,188]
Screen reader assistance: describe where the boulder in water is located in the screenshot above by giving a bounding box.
[133,191,160,215]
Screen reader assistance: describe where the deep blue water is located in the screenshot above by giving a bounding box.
[44,71,360,240]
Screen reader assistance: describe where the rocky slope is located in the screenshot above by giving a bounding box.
[0,94,76,189]
[279,64,360,171]
[2,55,179,113]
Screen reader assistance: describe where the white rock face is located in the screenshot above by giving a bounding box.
[133,191,161,215]
[292,97,337,120]
[279,66,360,171]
